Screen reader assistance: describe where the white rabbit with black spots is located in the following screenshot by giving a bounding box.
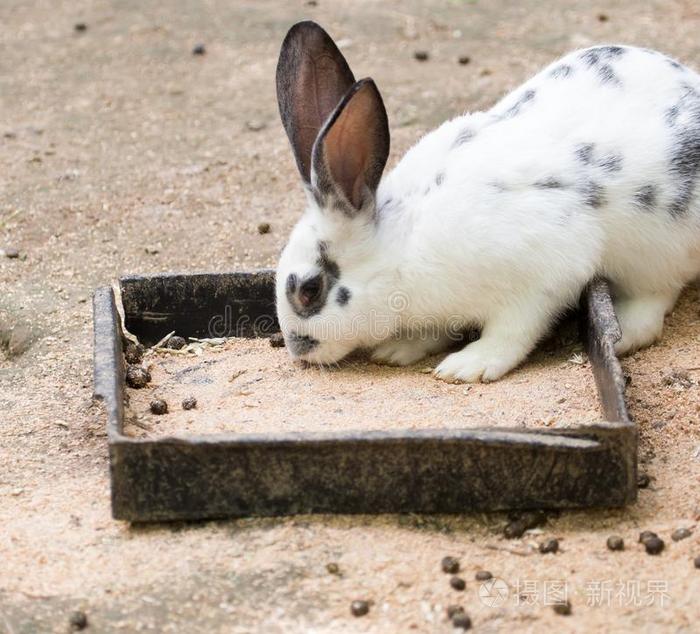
[274,21,700,382]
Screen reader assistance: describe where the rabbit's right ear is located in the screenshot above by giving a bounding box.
[276,21,356,185]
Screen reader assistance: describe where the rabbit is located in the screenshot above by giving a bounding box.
[274,20,700,383]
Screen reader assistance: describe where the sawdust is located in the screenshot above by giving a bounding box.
[124,332,599,438]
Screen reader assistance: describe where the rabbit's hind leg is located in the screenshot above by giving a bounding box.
[612,289,680,356]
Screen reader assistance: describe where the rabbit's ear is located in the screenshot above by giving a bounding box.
[276,21,356,185]
[311,78,390,212]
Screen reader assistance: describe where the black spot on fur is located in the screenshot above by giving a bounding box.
[336,286,351,306]
[580,50,600,67]
[666,105,681,127]
[579,47,625,85]
[453,128,476,147]
[667,84,700,217]
[550,64,573,79]
[534,177,564,189]
[634,185,658,211]
[435,172,445,186]
[598,153,623,173]
[503,89,536,118]
[579,180,606,208]
[581,46,625,65]
[598,64,621,86]
[575,143,595,165]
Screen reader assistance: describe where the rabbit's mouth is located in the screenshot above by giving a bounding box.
[285,332,320,357]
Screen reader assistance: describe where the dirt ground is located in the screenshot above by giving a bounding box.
[1,1,699,632]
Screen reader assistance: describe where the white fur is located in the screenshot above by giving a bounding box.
[276,45,700,382]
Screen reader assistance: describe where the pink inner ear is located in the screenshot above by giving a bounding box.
[323,84,378,209]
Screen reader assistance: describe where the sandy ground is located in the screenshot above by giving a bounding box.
[1,0,699,632]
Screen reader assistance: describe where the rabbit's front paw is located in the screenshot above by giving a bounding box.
[371,339,432,366]
[434,340,521,383]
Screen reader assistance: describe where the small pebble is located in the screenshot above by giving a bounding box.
[306,0,318,5]
[639,530,658,544]
[449,576,466,591]
[441,556,460,574]
[552,600,572,616]
[694,555,700,569]
[246,120,267,132]
[413,50,429,61]
[597,13,609,22]
[3,247,19,259]
[125,365,151,389]
[457,55,471,65]
[166,335,187,350]
[269,333,285,348]
[150,399,168,415]
[257,222,271,234]
[182,396,197,410]
[192,43,206,55]
[644,536,665,555]
[326,562,340,575]
[69,610,88,630]
[672,527,692,542]
[539,538,559,554]
[480,68,492,76]
[475,570,492,581]
[446,605,464,619]
[452,613,472,630]
[350,600,370,617]
[74,23,87,32]
[124,343,145,364]
[606,535,624,551]
[637,473,651,488]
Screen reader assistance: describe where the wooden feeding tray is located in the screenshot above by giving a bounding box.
[92,271,637,522]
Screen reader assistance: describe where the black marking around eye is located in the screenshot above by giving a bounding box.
[550,64,573,79]
[579,180,605,208]
[534,177,564,189]
[286,274,298,295]
[336,286,351,306]
[317,241,340,282]
[435,172,445,186]
[503,89,536,118]
[634,185,658,211]
[666,58,684,71]
[575,143,595,165]
[453,128,476,147]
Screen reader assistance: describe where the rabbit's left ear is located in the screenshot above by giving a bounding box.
[311,78,390,213]
[276,21,356,186]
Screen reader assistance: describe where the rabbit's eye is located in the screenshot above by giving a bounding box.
[299,275,323,306]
